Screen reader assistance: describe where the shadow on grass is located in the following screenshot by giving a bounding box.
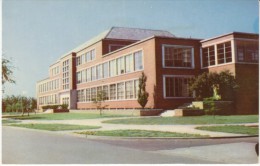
[5,116,45,120]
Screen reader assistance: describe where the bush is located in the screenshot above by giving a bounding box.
[42,104,68,110]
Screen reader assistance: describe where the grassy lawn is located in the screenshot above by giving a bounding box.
[196,125,259,135]
[2,119,21,125]
[76,129,208,138]
[3,113,128,120]
[9,123,101,131]
[103,115,258,125]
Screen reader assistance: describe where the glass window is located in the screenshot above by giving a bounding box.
[165,76,192,97]
[81,70,86,83]
[202,46,215,67]
[125,80,134,99]
[217,41,232,64]
[117,82,124,100]
[96,64,103,80]
[117,57,125,74]
[86,89,91,102]
[236,40,259,63]
[86,68,91,82]
[91,87,97,101]
[164,46,192,68]
[109,59,117,77]
[103,85,109,100]
[76,71,82,84]
[134,80,139,98]
[91,49,95,60]
[134,51,143,70]
[86,52,91,62]
[125,54,134,73]
[109,84,116,100]
[103,62,109,78]
[91,66,96,81]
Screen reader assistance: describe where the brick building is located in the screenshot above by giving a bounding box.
[36,27,259,114]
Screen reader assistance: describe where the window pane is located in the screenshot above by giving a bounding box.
[109,84,116,100]
[125,54,133,73]
[134,51,143,70]
[86,89,91,102]
[91,87,97,101]
[109,60,117,77]
[117,82,125,100]
[97,64,103,80]
[103,62,109,78]
[91,66,96,81]
[164,46,192,67]
[125,81,134,99]
[117,57,125,74]
[165,77,192,97]
[103,85,109,100]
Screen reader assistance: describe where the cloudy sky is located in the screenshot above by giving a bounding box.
[2,0,259,97]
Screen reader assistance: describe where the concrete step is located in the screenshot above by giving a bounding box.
[160,109,183,117]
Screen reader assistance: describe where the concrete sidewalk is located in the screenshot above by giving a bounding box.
[19,117,259,138]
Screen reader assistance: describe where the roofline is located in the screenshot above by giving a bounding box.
[201,32,259,42]
[36,77,50,83]
[49,60,60,67]
[103,35,201,57]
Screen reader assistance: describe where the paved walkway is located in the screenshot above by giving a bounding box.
[18,117,259,138]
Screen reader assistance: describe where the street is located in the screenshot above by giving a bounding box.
[2,126,258,164]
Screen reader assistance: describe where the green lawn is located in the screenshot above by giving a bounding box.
[76,129,208,138]
[3,113,128,120]
[103,115,258,125]
[10,123,101,131]
[2,119,21,124]
[196,125,259,135]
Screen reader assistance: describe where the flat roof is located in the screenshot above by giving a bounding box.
[201,32,259,42]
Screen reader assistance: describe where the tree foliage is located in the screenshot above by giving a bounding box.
[189,70,238,101]
[137,72,149,109]
[92,90,108,116]
[2,57,15,85]
[2,95,37,116]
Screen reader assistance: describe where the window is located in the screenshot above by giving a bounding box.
[103,85,109,100]
[91,87,97,101]
[76,56,81,66]
[134,51,143,70]
[76,71,82,84]
[109,84,116,100]
[91,66,96,81]
[164,76,192,98]
[109,59,117,77]
[125,81,134,99]
[86,68,91,82]
[103,62,109,78]
[163,45,193,68]
[96,64,103,80]
[91,49,95,60]
[117,57,125,74]
[109,44,126,52]
[217,41,232,64]
[81,70,86,83]
[97,86,102,96]
[117,82,124,100]
[134,80,139,98]
[236,40,259,63]
[81,89,85,102]
[125,54,134,73]
[85,52,91,62]
[62,59,70,90]
[86,89,91,102]
[202,46,215,67]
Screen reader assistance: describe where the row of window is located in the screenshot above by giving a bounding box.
[77,79,139,102]
[38,79,60,93]
[76,50,143,84]
[236,40,259,62]
[76,49,96,66]
[50,66,60,77]
[62,59,70,90]
[39,94,58,105]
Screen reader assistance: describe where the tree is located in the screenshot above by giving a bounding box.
[92,90,108,116]
[189,70,238,101]
[137,72,149,109]
[2,57,15,85]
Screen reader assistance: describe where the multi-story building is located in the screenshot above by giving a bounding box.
[36,27,259,114]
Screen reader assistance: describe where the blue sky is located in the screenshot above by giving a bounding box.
[2,0,259,97]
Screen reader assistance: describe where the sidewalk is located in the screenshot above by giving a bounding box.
[19,117,259,138]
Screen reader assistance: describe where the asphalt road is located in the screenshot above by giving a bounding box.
[2,126,258,164]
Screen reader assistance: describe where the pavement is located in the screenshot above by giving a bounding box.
[3,116,259,164]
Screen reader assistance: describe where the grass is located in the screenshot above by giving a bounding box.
[196,125,259,135]
[76,129,208,138]
[3,113,129,120]
[9,123,101,131]
[103,115,258,125]
[2,119,21,124]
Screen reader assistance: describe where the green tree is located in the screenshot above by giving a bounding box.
[2,57,15,85]
[92,90,108,116]
[137,72,149,109]
[189,70,238,101]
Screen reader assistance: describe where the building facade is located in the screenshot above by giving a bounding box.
[36,27,259,114]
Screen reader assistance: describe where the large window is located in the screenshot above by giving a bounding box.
[164,76,192,98]
[236,40,259,63]
[103,85,109,100]
[109,59,117,77]
[117,57,125,74]
[117,82,124,100]
[62,59,70,90]
[91,66,96,81]
[103,62,109,78]
[109,84,116,100]
[202,46,215,67]
[134,80,139,98]
[76,71,82,84]
[86,89,91,102]
[86,68,91,82]
[125,81,134,99]
[134,51,143,70]
[85,49,96,62]
[125,54,134,73]
[163,45,193,68]
[91,87,97,101]
[217,41,232,64]
[96,64,103,80]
